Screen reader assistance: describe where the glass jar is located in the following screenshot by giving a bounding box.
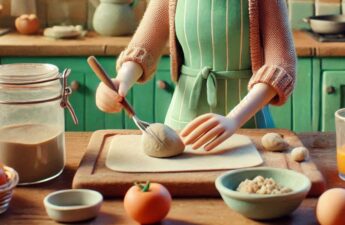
[0,63,77,185]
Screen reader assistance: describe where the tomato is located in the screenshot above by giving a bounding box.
[124,181,172,224]
[0,164,8,186]
[15,14,40,35]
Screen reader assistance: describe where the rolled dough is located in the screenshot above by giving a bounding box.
[106,134,263,172]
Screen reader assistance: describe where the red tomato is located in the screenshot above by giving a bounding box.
[0,164,8,185]
[15,14,40,35]
[124,182,172,224]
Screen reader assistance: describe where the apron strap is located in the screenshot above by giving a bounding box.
[181,65,252,110]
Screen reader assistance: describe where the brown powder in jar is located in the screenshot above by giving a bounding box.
[0,124,64,184]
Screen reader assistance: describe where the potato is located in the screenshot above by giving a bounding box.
[291,147,309,162]
[261,133,289,152]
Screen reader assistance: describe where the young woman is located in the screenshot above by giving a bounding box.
[96,0,296,151]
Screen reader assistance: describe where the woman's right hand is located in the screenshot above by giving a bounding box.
[95,61,143,113]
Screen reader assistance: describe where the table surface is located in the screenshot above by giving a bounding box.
[0,131,342,225]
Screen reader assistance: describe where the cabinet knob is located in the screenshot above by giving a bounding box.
[157,80,168,90]
[70,80,80,91]
[326,86,336,94]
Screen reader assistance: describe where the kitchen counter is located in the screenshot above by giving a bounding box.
[0,131,342,225]
[0,31,170,56]
[0,30,344,57]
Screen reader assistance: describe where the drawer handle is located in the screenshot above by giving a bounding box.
[157,80,168,90]
[70,80,80,91]
[326,86,336,94]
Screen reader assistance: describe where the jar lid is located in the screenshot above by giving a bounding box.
[0,63,59,85]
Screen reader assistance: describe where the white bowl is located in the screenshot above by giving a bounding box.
[43,189,103,222]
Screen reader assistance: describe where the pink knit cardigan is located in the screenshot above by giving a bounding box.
[117,0,296,105]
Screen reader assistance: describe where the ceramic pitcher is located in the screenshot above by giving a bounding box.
[93,0,138,36]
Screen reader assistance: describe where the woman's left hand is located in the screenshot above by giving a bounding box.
[180,113,240,151]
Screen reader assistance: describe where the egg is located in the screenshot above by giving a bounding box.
[316,188,345,225]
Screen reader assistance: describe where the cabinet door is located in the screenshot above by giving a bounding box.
[269,98,292,130]
[84,57,124,130]
[96,57,124,130]
[155,70,174,123]
[85,74,107,130]
[155,57,174,123]
[322,71,345,131]
[292,58,313,132]
[269,58,313,131]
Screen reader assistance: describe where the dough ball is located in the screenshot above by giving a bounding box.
[261,133,289,152]
[291,147,309,162]
[141,123,185,158]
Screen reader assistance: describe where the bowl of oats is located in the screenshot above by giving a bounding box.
[215,167,311,220]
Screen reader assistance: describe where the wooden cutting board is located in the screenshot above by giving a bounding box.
[72,129,326,197]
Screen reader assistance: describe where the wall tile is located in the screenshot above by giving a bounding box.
[2,0,344,32]
[87,0,98,30]
[289,0,315,30]
[0,0,14,28]
[36,0,47,27]
[46,0,87,27]
[315,0,341,15]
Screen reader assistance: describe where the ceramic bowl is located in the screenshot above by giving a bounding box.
[0,166,19,214]
[215,167,311,220]
[43,189,103,223]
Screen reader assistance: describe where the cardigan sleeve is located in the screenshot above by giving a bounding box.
[116,0,170,82]
[248,0,297,106]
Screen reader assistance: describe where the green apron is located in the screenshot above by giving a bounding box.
[165,0,274,130]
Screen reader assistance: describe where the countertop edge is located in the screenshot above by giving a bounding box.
[0,31,344,57]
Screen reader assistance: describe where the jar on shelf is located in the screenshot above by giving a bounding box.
[0,63,77,185]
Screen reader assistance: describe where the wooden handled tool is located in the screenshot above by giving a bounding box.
[87,56,135,117]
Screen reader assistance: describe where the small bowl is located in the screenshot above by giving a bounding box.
[215,167,311,220]
[0,166,19,214]
[43,189,103,223]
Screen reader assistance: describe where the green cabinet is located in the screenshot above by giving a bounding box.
[270,58,313,132]
[319,58,345,131]
[2,56,345,132]
[270,57,345,132]
[0,56,172,131]
[322,71,345,131]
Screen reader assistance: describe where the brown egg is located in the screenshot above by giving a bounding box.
[317,188,345,225]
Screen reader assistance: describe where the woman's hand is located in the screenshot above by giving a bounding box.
[95,61,142,113]
[180,113,240,151]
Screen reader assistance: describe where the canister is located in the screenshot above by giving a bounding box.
[0,63,77,185]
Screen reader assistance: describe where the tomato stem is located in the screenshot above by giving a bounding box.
[134,181,151,192]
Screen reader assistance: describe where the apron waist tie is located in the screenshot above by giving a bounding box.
[181,65,252,110]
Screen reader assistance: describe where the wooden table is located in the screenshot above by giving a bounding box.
[0,132,342,225]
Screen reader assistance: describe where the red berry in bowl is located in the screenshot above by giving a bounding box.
[0,164,8,185]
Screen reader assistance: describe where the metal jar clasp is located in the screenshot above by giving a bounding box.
[60,69,78,125]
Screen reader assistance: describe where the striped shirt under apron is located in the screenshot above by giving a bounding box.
[164,0,275,130]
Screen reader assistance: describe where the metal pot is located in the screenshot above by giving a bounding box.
[303,15,345,35]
